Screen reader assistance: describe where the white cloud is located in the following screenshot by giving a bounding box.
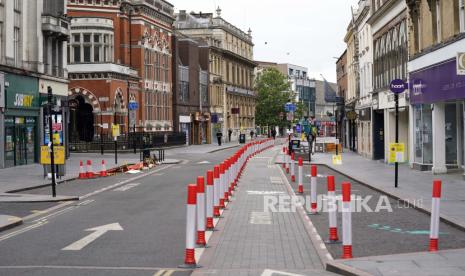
[170,0,359,82]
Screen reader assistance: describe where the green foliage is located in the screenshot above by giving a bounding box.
[255,68,292,128]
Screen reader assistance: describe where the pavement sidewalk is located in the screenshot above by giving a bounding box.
[194,146,334,276]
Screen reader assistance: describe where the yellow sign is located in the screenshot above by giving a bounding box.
[112,124,120,138]
[388,143,405,163]
[53,133,61,145]
[332,155,342,165]
[40,146,65,165]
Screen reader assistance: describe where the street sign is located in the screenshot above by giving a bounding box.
[285,103,296,112]
[457,52,465,75]
[388,143,405,164]
[390,79,407,94]
[128,101,139,111]
[286,112,294,121]
[40,146,65,165]
[296,124,301,133]
[332,155,342,165]
[112,124,120,138]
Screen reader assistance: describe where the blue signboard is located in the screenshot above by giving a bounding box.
[128,101,139,111]
[296,124,301,133]
[284,103,296,112]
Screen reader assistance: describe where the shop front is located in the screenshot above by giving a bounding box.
[3,74,40,168]
[410,58,465,173]
[357,107,372,158]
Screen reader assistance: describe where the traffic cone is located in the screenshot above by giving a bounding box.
[100,160,108,177]
[86,160,95,178]
[78,160,87,179]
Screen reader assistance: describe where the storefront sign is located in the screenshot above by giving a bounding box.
[6,74,39,109]
[390,79,407,94]
[410,59,465,104]
[346,110,357,120]
[458,52,465,75]
[388,143,405,164]
[39,79,68,96]
[40,146,65,165]
[179,115,191,123]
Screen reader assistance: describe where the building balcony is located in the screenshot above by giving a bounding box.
[68,63,138,77]
[42,15,70,39]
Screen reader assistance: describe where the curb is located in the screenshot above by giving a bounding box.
[0,196,80,203]
[310,161,465,232]
[0,216,23,232]
[6,162,145,194]
[207,144,240,153]
[326,261,373,276]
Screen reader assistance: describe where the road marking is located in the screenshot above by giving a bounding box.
[62,223,123,251]
[249,212,272,225]
[113,183,140,192]
[153,270,165,276]
[261,269,305,276]
[0,221,48,242]
[197,161,211,164]
[0,265,189,272]
[164,270,175,276]
[247,191,285,195]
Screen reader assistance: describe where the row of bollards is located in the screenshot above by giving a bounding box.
[182,138,275,267]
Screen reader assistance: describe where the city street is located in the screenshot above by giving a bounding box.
[0,146,240,276]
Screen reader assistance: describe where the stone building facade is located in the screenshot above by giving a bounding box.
[175,8,257,142]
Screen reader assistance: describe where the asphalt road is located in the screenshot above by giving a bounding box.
[284,164,465,259]
[0,147,240,276]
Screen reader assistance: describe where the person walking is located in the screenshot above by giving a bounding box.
[271,129,277,140]
[216,131,223,146]
[228,129,233,142]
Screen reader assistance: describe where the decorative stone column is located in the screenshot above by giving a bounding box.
[432,103,447,174]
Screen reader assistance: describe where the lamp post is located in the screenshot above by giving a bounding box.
[47,86,56,197]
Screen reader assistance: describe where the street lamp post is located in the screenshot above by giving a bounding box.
[47,86,57,197]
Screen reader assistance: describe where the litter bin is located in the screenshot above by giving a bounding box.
[239,134,246,144]
[290,139,301,153]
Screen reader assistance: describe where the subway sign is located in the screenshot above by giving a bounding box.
[13,94,35,107]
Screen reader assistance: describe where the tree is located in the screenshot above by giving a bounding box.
[255,68,292,132]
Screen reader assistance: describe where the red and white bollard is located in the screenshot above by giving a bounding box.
[100,160,108,177]
[196,176,206,246]
[285,149,290,174]
[79,160,87,179]
[298,157,303,194]
[206,170,214,229]
[429,180,442,252]
[86,160,94,178]
[342,182,352,259]
[291,152,296,182]
[326,175,339,243]
[281,147,285,168]
[224,159,230,202]
[219,163,226,208]
[309,165,318,214]
[184,184,197,267]
[213,165,221,217]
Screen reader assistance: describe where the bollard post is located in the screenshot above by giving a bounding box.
[206,171,214,229]
[285,148,290,174]
[219,163,226,208]
[282,147,286,168]
[429,180,442,252]
[342,182,352,259]
[213,165,221,217]
[224,159,230,202]
[298,157,303,194]
[291,152,296,182]
[326,175,340,244]
[309,165,318,214]
[196,176,206,246]
[86,160,95,178]
[79,160,87,179]
[183,184,197,267]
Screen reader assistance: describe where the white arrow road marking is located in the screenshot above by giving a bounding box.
[197,161,211,164]
[261,269,305,276]
[62,223,123,251]
[113,183,140,192]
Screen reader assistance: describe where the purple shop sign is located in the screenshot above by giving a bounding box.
[390,79,407,94]
[410,59,465,104]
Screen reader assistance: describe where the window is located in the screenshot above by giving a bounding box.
[433,0,442,43]
[73,45,81,62]
[83,46,91,62]
[73,34,80,43]
[14,0,21,11]
[14,27,20,66]
[83,34,91,43]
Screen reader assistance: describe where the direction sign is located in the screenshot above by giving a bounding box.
[390,79,407,94]
[284,103,296,112]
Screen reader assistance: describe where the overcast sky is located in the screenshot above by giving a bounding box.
[170,0,359,83]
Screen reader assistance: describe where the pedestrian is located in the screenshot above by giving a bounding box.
[216,131,223,146]
[271,129,277,140]
[228,128,233,142]
[250,130,254,140]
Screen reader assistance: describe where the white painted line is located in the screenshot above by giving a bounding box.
[261,269,305,276]
[62,223,123,251]
[113,183,140,192]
